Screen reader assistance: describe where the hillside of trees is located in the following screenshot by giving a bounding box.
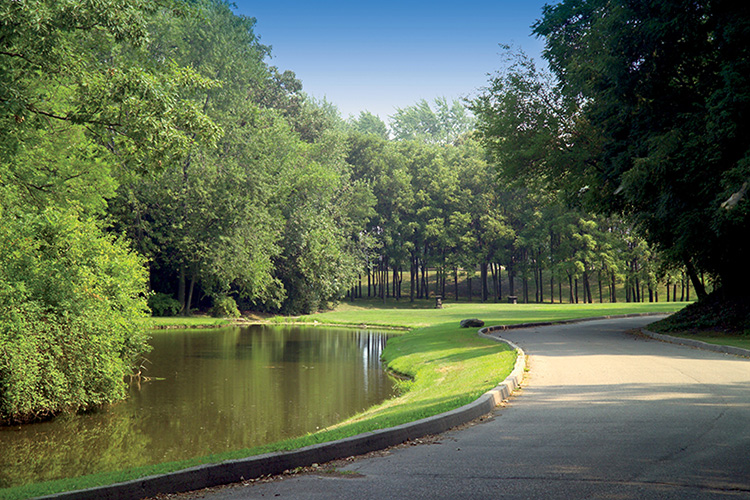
[2,0,746,423]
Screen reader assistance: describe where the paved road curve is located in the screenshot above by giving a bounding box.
[181,316,750,499]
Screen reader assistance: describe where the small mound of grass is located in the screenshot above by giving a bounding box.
[649,291,750,335]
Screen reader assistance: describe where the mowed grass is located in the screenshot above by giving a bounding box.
[285,299,689,329]
[3,301,688,500]
[661,331,750,350]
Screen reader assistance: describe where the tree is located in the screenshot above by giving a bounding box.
[0,208,150,423]
[0,0,210,421]
[349,111,389,140]
[390,97,474,144]
[534,0,750,299]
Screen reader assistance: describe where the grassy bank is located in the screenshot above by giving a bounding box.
[4,301,687,499]
[147,315,233,328]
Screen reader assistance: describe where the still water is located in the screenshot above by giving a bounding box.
[0,325,397,488]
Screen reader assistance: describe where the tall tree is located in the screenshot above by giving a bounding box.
[349,111,389,140]
[390,97,474,144]
[534,0,750,298]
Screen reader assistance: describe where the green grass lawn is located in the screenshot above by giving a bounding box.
[281,299,688,329]
[660,331,750,350]
[4,301,690,500]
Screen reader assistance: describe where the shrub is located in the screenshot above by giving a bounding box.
[211,295,240,318]
[148,293,182,317]
[0,208,150,424]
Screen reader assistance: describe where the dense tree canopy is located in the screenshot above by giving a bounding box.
[532,0,750,297]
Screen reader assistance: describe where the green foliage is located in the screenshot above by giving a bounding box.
[147,293,181,317]
[349,111,389,140]
[390,97,474,144]
[533,0,750,296]
[211,296,240,318]
[0,208,150,424]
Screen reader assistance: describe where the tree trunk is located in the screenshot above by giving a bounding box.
[454,267,459,301]
[582,267,593,304]
[426,263,429,299]
[538,256,544,303]
[568,273,574,303]
[550,273,555,304]
[490,263,498,302]
[498,264,503,301]
[481,263,488,302]
[178,266,187,315]
[186,267,197,316]
[680,272,686,301]
[523,272,529,303]
[683,257,707,300]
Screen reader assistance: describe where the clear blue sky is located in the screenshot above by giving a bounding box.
[231,1,555,120]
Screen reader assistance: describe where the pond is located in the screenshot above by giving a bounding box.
[0,325,397,488]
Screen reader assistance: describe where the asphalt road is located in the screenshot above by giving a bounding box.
[178,316,750,499]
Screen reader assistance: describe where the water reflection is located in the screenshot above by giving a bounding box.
[0,325,396,488]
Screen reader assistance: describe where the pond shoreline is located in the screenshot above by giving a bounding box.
[149,318,411,331]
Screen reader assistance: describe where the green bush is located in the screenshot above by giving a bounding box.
[148,293,182,317]
[0,208,151,424]
[211,295,240,318]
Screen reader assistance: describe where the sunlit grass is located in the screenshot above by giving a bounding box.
[286,299,689,329]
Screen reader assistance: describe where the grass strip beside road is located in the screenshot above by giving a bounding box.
[4,301,688,500]
[656,331,750,351]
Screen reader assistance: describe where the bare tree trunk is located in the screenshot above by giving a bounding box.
[186,266,197,316]
[568,273,574,303]
[582,267,593,303]
[454,267,459,301]
[178,266,187,315]
[538,254,544,303]
[490,263,498,302]
[481,263,488,302]
[550,272,555,304]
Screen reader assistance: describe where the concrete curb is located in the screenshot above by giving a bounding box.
[640,328,750,358]
[39,335,526,500]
